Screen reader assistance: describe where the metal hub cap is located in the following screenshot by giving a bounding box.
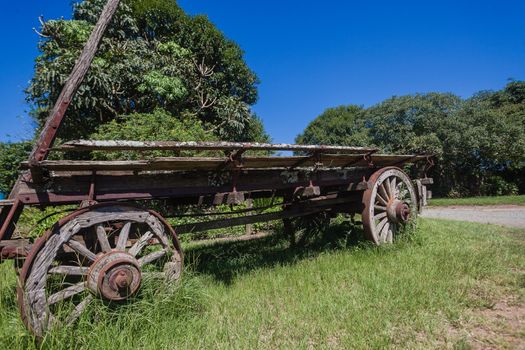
[386,200,411,224]
[87,251,141,301]
[395,202,411,223]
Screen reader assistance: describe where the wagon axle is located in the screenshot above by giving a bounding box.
[87,251,142,301]
[388,200,411,224]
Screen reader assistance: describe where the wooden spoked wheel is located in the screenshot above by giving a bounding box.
[17,204,182,337]
[362,167,418,244]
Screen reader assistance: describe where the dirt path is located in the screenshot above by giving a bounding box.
[421,205,525,228]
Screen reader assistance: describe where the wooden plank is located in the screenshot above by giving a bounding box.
[54,140,378,154]
[0,200,14,207]
[21,154,427,172]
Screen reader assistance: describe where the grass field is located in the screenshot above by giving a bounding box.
[0,218,524,349]
[428,195,525,207]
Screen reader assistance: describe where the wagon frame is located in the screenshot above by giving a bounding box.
[0,0,433,336]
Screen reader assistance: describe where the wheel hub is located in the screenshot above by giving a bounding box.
[387,200,411,224]
[87,251,141,301]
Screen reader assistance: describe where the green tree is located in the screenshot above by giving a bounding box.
[296,84,525,197]
[456,82,525,195]
[27,0,266,142]
[0,142,32,195]
[365,93,467,195]
[296,105,371,146]
[89,108,217,160]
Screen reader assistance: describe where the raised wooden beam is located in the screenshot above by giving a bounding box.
[28,0,122,169]
[54,140,378,154]
[0,200,14,207]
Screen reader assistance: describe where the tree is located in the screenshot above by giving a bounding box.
[295,105,371,146]
[365,93,467,195]
[89,108,218,160]
[27,0,266,142]
[296,84,525,197]
[0,142,32,195]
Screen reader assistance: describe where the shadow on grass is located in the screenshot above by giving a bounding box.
[183,218,367,285]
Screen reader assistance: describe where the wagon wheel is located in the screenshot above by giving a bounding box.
[362,167,418,244]
[17,204,182,337]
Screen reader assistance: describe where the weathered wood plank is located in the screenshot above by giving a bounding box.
[21,154,428,172]
[47,282,86,305]
[115,222,131,250]
[129,231,154,257]
[95,224,112,253]
[48,266,89,276]
[14,167,372,206]
[0,199,14,207]
[66,239,97,262]
[55,140,378,154]
[138,249,167,266]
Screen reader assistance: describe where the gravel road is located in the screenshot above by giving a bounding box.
[421,205,525,228]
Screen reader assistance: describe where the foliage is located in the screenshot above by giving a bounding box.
[295,105,370,146]
[0,142,32,195]
[89,108,217,159]
[27,0,266,142]
[296,82,525,197]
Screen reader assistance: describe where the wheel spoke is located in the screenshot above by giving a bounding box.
[96,224,111,253]
[48,282,85,305]
[48,266,88,276]
[390,178,397,198]
[376,193,388,206]
[116,222,131,251]
[129,231,154,257]
[379,183,390,201]
[386,224,394,243]
[66,239,97,262]
[65,295,93,325]
[374,212,387,221]
[379,222,390,242]
[139,249,167,267]
[384,178,392,199]
[376,217,389,234]
[374,204,387,212]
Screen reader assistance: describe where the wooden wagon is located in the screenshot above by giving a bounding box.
[0,0,433,336]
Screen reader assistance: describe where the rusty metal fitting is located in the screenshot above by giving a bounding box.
[87,251,141,301]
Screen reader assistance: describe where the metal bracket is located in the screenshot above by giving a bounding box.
[80,172,98,208]
[342,150,377,168]
[289,151,320,170]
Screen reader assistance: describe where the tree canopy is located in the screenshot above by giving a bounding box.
[297,82,525,197]
[27,0,267,142]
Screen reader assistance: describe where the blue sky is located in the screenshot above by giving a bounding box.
[0,0,524,144]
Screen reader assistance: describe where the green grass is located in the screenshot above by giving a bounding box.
[428,194,525,207]
[0,219,524,349]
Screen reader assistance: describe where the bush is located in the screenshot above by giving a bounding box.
[480,176,519,196]
[0,142,32,195]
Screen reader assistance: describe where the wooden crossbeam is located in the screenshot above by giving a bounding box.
[21,154,428,173]
[54,140,378,154]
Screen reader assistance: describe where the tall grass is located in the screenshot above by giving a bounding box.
[0,218,523,349]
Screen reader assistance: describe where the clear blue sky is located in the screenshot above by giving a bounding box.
[0,0,524,144]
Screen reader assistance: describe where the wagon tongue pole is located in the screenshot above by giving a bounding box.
[27,0,122,182]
